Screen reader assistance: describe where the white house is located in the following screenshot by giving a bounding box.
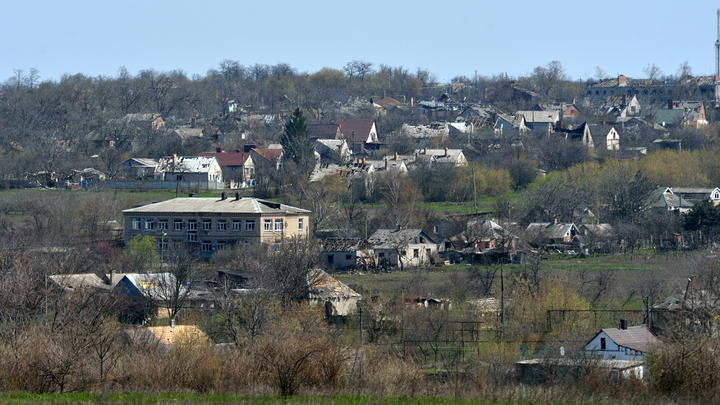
[368,228,437,268]
[585,322,661,362]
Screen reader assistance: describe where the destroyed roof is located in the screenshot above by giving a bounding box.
[308,269,361,300]
[156,156,218,174]
[307,124,341,140]
[526,223,579,239]
[323,237,371,252]
[516,110,559,123]
[598,325,662,353]
[49,273,110,292]
[368,228,435,249]
[121,158,158,168]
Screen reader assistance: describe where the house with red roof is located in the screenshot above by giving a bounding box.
[199,148,255,184]
[336,118,379,154]
[251,147,284,170]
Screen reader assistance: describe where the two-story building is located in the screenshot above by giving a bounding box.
[123,194,310,257]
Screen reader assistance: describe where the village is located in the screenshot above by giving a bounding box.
[3,53,720,403]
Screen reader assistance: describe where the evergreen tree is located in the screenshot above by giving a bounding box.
[281,108,314,169]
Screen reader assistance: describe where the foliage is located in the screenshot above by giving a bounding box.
[124,234,159,273]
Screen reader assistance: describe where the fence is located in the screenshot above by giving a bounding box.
[101,180,226,190]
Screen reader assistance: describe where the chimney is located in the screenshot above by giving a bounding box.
[170,319,176,329]
[221,192,226,200]
[235,192,241,200]
[385,157,389,170]
[618,75,626,86]
[362,157,366,165]
[236,149,241,153]
[394,152,398,160]
[444,147,448,157]
[188,193,194,197]
[415,152,419,160]
[216,147,223,153]
[173,154,177,166]
[424,147,428,155]
[668,99,674,109]
[554,218,557,224]
[410,97,414,107]
[619,319,628,330]
[190,117,196,128]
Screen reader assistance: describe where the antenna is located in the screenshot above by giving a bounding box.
[716,9,720,76]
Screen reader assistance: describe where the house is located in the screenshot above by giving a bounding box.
[517,358,645,384]
[307,269,362,318]
[113,272,192,319]
[199,148,255,184]
[457,106,495,127]
[122,195,311,253]
[119,158,158,180]
[668,100,708,127]
[643,108,686,128]
[167,126,204,143]
[401,122,449,145]
[154,155,224,187]
[494,113,528,136]
[336,118,379,153]
[367,228,437,268]
[374,97,403,109]
[598,94,641,117]
[585,321,661,362]
[561,123,594,148]
[83,113,165,150]
[589,124,620,151]
[670,187,720,205]
[649,187,693,213]
[414,147,467,166]
[251,148,283,170]
[322,238,375,271]
[516,110,560,133]
[314,139,350,162]
[526,222,580,245]
[48,273,111,293]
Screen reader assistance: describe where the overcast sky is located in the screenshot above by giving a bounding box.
[3,0,720,84]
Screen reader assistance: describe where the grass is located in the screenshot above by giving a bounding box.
[0,393,570,405]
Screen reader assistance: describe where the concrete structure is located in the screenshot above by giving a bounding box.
[123,195,310,255]
[154,155,224,189]
[368,228,437,267]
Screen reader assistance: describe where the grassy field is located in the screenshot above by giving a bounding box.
[0,393,605,405]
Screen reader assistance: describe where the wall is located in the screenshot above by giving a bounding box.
[104,180,226,190]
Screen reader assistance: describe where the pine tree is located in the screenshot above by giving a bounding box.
[281,108,314,168]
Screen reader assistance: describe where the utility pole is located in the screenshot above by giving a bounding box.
[716,9,720,77]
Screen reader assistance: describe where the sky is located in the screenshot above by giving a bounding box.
[3,0,720,84]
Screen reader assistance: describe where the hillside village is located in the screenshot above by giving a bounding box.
[2,60,720,402]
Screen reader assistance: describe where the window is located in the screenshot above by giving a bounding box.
[132,218,141,230]
[413,249,419,258]
[298,218,303,231]
[232,220,241,231]
[158,240,168,251]
[275,219,283,231]
[158,219,168,230]
[217,220,227,231]
[264,220,272,231]
[328,254,334,263]
[187,220,197,230]
[187,232,197,242]
[201,241,212,252]
[217,241,226,250]
[345,254,352,260]
[173,220,182,231]
[145,218,155,230]
[176,174,182,181]
[245,220,255,231]
[202,220,212,231]
[714,192,719,200]
[600,337,606,350]
[378,252,385,258]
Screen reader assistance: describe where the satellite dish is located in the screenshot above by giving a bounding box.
[560,346,565,357]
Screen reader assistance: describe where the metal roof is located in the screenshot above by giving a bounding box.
[123,197,309,215]
[600,325,662,353]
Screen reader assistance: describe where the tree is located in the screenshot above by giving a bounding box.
[145,246,200,321]
[643,63,663,80]
[125,235,159,273]
[280,108,315,172]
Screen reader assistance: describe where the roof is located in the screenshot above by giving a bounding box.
[115,273,186,300]
[48,274,109,292]
[199,151,251,167]
[336,118,377,143]
[252,148,283,163]
[323,237,371,252]
[598,325,661,353]
[308,269,361,300]
[156,156,218,174]
[671,187,719,196]
[170,127,204,140]
[123,197,309,215]
[368,228,435,249]
[121,158,158,168]
[649,188,693,209]
[643,109,685,126]
[375,97,402,108]
[526,223,579,239]
[516,110,559,123]
[145,325,208,345]
[307,124,341,140]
